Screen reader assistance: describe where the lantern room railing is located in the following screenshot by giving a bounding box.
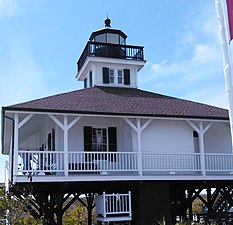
[77,41,144,72]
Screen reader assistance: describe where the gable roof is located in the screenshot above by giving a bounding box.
[3,86,229,120]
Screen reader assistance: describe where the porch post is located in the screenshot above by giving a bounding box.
[13,113,19,183]
[64,115,68,176]
[137,118,143,176]
[199,122,206,176]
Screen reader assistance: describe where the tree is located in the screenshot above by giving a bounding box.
[0,185,43,225]
[0,186,95,225]
[63,203,86,225]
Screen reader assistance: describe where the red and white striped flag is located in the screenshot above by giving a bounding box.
[226,0,233,41]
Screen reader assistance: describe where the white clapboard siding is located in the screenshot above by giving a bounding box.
[141,120,194,154]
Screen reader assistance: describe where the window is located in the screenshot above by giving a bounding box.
[84,126,117,153]
[109,69,114,83]
[84,126,117,162]
[92,128,107,151]
[117,70,123,84]
[102,67,130,86]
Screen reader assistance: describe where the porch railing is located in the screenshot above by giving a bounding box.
[205,154,233,172]
[16,151,233,177]
[68,151,138,172]
[142,153,202,172]
[18,151,64,174]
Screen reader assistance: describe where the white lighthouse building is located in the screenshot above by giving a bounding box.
[2,19,233,225]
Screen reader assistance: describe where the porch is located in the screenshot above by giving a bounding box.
[3,111,232,183]
[15,150,233,179]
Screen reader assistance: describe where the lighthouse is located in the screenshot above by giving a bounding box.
[76,18,145,89]
[2,18,233,225]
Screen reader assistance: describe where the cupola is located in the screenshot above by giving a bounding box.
[76,19,145,89]
[89,18,127,45]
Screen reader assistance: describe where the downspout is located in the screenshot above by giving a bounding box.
[2,109,15,183]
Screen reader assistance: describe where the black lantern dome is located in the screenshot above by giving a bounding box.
[89,18,127,45]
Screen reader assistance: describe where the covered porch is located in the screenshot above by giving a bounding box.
[3,111,232,183]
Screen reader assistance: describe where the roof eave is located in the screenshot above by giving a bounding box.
[2,107,229,122]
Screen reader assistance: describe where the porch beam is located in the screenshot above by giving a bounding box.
[203,122,213,134]
[7,109,229,123]
[140,119,153,132]
[68,116,81,130]
[123,118,138,132]
[186,120,200,133]
[18,114,34,129]
[49,114,64,130]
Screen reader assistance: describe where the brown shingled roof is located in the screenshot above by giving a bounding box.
[3,86,229,120]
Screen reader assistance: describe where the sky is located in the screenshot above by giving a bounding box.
[0,0,231,182]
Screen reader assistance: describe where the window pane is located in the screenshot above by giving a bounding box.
[118,70,123,84]
[95,34,106,43]
[107,33,119,44]
[109,69,114,83]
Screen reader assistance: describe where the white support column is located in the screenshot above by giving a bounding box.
[128,191,132,218]
[103,192,106,218]
[49,114,81,176]
[5,161,9,192]
[136,118,142,176]
[13,113,19,183]
[186,120,213,176]
[64,115,68,176]
[199,122,206,176]
[124,117,152,176]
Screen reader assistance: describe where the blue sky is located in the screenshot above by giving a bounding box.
[0,0,230,181]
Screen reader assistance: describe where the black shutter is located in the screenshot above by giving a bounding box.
[89,71,93,87]
[48,133,51,151]
[52,128,55,151]
[108,127,117,162]
[84,126,92,151]
[84,78,87,88]
[123,69,130,85]
[103,67,109,84]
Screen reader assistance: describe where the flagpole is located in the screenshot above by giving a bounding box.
[215,0,233,150]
